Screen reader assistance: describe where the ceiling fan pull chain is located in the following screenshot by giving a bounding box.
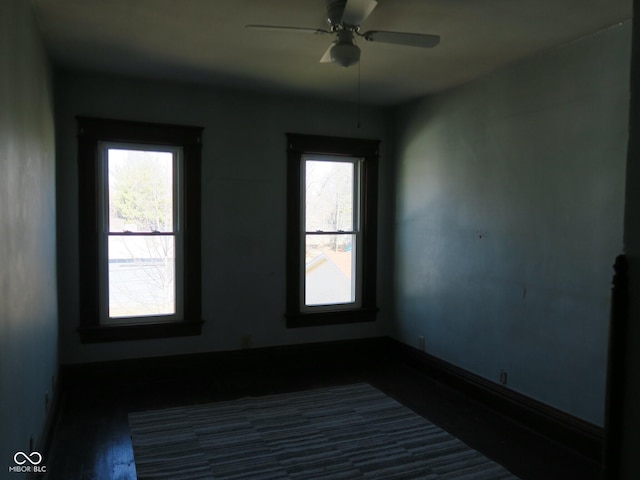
[357,59,361,129]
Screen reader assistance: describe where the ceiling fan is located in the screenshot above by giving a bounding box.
[246,0,440,68]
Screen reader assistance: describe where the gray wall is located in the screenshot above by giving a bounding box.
[619,1,640,477]
[393,23,630,425]
[0,0,58,471]
[55,71,394,364]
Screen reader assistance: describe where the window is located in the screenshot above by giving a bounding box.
[304,157,360,308]
[77,117,202,342]
[286,133,379,327]
[99,145,181,323]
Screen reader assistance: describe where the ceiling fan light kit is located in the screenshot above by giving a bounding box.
[330,31,361,68]
[246,0,440,68]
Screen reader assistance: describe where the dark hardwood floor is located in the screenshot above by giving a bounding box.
[44,349,601,480]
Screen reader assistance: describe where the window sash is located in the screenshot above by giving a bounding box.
[98,142,184,325]
[300,155,363,311]
[303,232,361,309]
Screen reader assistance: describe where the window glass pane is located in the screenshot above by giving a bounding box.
[108,235,175,318]
[305,234,355,306]
[305,160,354,232]
[108,149,174,233]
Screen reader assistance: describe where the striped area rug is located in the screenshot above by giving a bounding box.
[129,383,519,479]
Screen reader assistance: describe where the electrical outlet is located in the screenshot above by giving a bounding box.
[417,336,425,351]
[499,370,508,385]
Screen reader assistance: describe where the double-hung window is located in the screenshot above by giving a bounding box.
[99,143,182,324]
[77,117,203,342]
[303,155,361,309]
[286,133,379,327]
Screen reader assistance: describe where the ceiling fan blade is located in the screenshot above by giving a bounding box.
[341,0,378,26]
[245,25,330,35]
[361,30,440,48]
[320,43,335,63]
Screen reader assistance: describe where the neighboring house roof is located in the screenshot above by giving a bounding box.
[324,250,353,279]
[306,251,352,280]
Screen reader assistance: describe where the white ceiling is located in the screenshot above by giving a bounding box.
[31,0,632,106]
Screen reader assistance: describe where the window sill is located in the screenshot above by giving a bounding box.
[78,320,203,343]
[285,308,378,328]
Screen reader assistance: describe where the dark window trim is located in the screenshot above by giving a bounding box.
[76,117,203,343]
[286,133,380,328]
